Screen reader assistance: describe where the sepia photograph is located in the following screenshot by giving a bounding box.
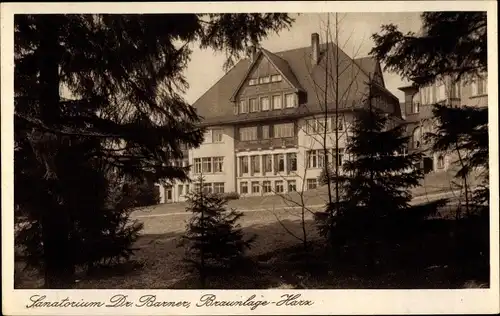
[1,1,498,315]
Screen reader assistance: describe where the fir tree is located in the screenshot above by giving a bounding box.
[181,176,256,288]
[14,13,293,288]
[315,88,446,261]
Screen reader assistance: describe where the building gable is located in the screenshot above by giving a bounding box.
[230,49,302,102]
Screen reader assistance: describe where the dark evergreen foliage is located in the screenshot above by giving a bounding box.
[180,176,256,287]
[370,12,486,85]
[315,104,445,253]
[14,13,293,288]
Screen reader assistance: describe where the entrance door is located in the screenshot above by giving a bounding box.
[165,186,173,203]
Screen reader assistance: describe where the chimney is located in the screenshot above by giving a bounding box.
[311,33,320,65]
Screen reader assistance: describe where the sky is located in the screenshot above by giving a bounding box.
[183,12,423,105]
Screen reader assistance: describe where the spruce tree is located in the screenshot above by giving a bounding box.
[181,176,256,288]
[14,13,293,288]
[315,91,446,263]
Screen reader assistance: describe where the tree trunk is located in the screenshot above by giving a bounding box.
[38,16,74,288]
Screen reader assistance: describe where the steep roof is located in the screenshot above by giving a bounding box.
[192,42,399,125]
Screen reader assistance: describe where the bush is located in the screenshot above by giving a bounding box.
[221,191,240,200]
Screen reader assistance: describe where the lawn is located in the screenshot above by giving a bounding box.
[14,170,488,289]
[15,196,489,289]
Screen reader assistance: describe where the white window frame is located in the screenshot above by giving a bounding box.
[240,181,248,194]
[263,181,272,193]
[194,158,202,174]
[249,98,259,112]
[287,180,297,192]
[239,126,258,141]
[260,96,270,111]
[273,123,294,138]
[272,94,282,110]
[262,125,270,139]
[285,93,296,108]
[275,180,284,193]
[249,78,258,86]
[251,181,260,194]
[271,74,282,82]
[307,179,318,190]
[202,157,212,173]
[239,99,248,113]
[241,156,249,174]
[259,76,270,84]
[214,182,225,194]
[213,157,224,173]
[212,128,224,143]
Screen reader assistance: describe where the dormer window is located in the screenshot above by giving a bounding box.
[271,74,282,82]
[249,78,258,86]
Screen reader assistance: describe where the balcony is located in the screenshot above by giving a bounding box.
[235,137,298,151]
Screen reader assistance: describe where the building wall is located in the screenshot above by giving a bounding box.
[400,74,488,174]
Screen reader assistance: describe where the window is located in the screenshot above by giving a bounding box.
[318,150,325,168]
[241,156,249,174]
[285,93,296,108]
[307,179,318,190]
[271,74,282,82]
[214,182,225,194]
[213,157,224,173]
[203,130,212,144]
[413,127,422,149]
[263,155,272,173]
[437,155,445,169]
[259,76,270,84]
[194,158,202,174]
[472,76,487,96]
[263,181,272,193]
[178,185,183,198]
[249,98,259,112]
[288,180,297,192]
[332,148,344,166]
[212,129,224,143]
[194,183,201,193]
[262,125,270,139]
[185,184,190,194]
[272,95,282,109]
[451,81,461,98]
[277,154,285,172]
[260,96,270,111]
[202,157,212,173]
[306,119,317,134]
[273,123,294,138]
[251,181,260,194]
[203,183,213,194]
[251,155,260,173]
[437,83,446,101]
[239,99,248,113]
[333,116,344,131]
[249,78,258,86]
[413,101,420,113]
[275,180,284,193]
[240,181,248,194]
[287,153,297,172]
[307,150,318,168]
[239,126,257,141]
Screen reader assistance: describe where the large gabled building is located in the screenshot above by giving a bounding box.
[159,33,402,203]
